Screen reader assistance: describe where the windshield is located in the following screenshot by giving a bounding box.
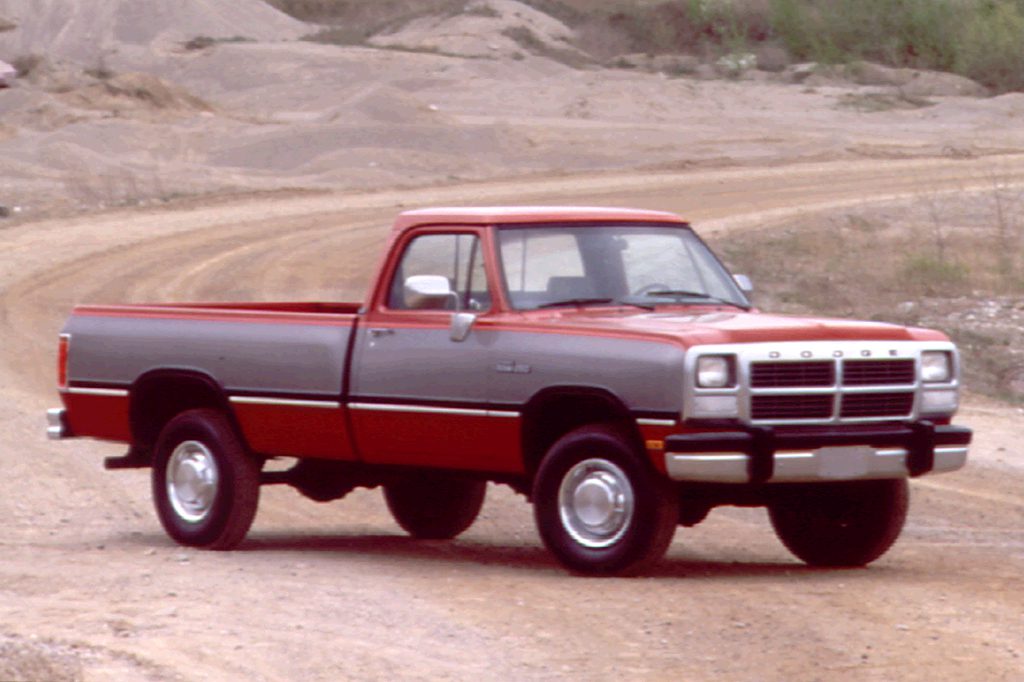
[497,223,749,311]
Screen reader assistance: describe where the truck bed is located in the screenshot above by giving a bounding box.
[61,301,360,457]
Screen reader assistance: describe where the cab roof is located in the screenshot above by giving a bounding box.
[392,206,686,233]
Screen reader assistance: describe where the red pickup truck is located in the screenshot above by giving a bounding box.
[48,206,971,574]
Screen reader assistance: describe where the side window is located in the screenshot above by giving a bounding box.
[387,234,491,311]
[499,230,588,307]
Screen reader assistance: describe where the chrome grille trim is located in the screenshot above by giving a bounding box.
[684,340,960,426]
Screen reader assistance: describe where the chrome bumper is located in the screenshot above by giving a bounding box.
[664,423,971,484]
[46,408,70,440]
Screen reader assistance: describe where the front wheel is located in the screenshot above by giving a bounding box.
[152,409,260,549]
[533,424,678,575]
[768,478,909,567]
[383,473,486,540]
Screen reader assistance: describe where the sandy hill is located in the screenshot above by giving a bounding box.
[0,0,308,61]
[0,0,1021,217]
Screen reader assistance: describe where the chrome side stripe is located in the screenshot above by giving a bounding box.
[636,418,677,427]
[65,387,129,397]
[229,396,342,409]
[348,402,519,419]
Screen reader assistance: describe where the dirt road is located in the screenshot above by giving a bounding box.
[2,156,1023,681]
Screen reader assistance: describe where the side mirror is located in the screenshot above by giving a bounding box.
[404,275,456,310]
[733,274,753,294]
[450,312,477,342]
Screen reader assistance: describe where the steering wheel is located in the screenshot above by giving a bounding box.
[633,282,670,296]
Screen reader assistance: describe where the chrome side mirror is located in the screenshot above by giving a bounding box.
[733,274,753,294]
[404,275,456,310]
[450,312,477,342]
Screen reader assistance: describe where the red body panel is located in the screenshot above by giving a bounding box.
[351,409,523,474]
[232,403,355,461]
[63,393,131,442]
[73,303,358,327]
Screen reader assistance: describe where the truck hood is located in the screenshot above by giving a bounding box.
[522,308,947,347]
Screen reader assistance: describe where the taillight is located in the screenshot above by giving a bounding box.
[57,334,70,389]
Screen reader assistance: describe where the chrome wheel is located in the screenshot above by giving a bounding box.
[558,458,635,549]
[166,440,220,523]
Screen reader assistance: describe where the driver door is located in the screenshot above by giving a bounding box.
[349,230,517,472]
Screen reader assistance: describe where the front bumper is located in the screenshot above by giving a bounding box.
[665,422,971,484]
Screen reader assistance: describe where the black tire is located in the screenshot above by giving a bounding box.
[383,473,486,540]
[151,408,260,549]
[533,424,679,575]
[768,478,909,567]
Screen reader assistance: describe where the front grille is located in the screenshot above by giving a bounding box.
[842,359,915,386]
[752,394,833,420]
[746,358,919,423]
[751,361,834,388]
[840,392,914,418]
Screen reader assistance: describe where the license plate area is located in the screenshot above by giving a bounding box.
[816,445,874,479]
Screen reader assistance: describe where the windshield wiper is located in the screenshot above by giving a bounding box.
[641,290,751,310]
[537,297,653,311]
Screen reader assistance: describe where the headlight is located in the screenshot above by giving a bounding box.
[921,351,952,383]
[697,355,735,388]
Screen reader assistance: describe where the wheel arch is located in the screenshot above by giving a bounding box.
[519,385,642,480]
[129,369,240,456]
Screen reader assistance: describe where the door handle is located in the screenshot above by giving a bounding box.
[368,328,395,338]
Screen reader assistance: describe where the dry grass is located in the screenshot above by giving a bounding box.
[711,185,1024,401]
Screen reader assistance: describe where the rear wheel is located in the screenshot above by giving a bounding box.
[768,478,909,567]
[383,473,486,540]
[533,424,678,575]
[152,409,260,549]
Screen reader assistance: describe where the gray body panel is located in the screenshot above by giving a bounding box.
[349,323,685,413]
[350,325,490,404]
[484,328,686,414]
[64,313,353,398]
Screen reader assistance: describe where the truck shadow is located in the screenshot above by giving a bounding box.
[123,530,891,579]
[170,531,869,579]
[239,532,557,572]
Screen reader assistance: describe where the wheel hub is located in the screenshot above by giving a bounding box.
[167,440,219,523]
[559,458,635,548]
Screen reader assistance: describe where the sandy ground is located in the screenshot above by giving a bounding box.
[0,1,1023,680]
[1,161,1022,681]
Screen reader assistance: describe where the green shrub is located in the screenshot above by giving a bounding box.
[771,0,959,68]
[955,1,1024,92]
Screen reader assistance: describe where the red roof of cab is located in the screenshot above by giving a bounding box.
[391,206,685,233]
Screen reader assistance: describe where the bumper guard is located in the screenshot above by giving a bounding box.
[664,422,971,484]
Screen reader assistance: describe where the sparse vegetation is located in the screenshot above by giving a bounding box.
[182,35,253,51]
[837,91,933,113]
[770,0,1024,92]
[713,186,1024,401]
[268,0,1024,92]
[10,54,44,78]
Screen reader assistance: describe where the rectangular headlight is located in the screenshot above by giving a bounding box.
[921,351,953,383]
[697,355,735,388]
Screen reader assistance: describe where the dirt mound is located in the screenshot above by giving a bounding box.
[0,0,307,62]
[795,61,989,97]
[368,0,588,64]
[2,55,209,129]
